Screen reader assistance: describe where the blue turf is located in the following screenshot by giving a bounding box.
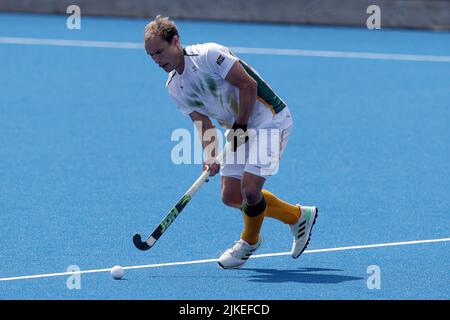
[0,13,449,299]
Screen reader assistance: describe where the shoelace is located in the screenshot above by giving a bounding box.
[229,240,252,258]
[230,240,245,250]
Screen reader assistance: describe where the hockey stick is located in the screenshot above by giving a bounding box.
[133,143,231,251]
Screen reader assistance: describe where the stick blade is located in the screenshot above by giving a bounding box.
[133,233,151,251]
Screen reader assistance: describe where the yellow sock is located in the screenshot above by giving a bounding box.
[262,190,301,224]
[241,211,265,245]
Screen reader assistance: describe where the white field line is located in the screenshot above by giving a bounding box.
[0,36,142,49]
[1,36,450,62]
[230,46,450,62]
[0,237,449,282]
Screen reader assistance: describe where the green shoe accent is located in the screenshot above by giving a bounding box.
[302,207,312,221]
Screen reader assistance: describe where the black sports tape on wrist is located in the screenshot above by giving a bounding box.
[232,122,248,131]
[241,196,267,217]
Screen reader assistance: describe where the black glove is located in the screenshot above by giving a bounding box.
[227,122,249,152]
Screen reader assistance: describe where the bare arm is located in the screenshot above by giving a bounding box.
[225,61,258,125]
[189,111,218,155]
[189,112,220,176]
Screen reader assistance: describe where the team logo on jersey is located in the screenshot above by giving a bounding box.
[216,55,225,66]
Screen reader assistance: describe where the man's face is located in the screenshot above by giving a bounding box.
[145,35,181,73]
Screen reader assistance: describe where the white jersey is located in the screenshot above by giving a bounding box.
[166,43,287,129]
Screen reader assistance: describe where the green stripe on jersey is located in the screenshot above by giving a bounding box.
[239,61,286,114]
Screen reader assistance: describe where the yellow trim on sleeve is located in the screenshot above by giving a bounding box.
[256,96,276,115]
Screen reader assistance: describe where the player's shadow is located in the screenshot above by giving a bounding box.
[240,267,363,284]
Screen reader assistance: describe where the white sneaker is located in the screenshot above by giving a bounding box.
[290,206,318,259]
[218,236,263,269]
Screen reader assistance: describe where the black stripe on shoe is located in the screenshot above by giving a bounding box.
[293,208,318,259]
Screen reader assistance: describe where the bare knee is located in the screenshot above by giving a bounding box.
[241,186,263,205]
[221,176,243,208]
[241,172,265,205]
[221,190,242,208]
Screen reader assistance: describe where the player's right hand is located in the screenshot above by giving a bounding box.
[203,161,220,182]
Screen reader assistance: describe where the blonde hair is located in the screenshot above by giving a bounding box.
[144,15,179,44]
